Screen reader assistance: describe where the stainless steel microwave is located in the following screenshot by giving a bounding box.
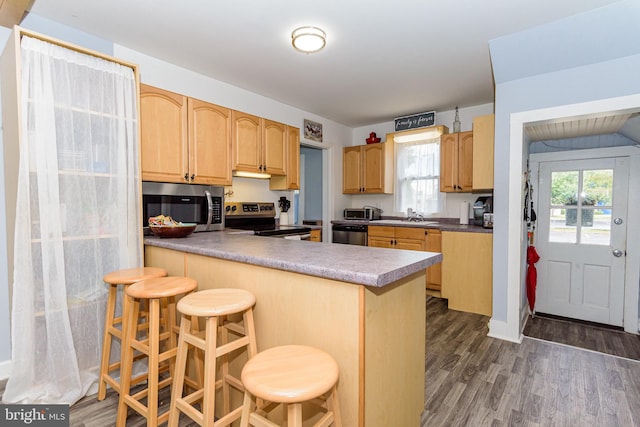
[142,182,224,234]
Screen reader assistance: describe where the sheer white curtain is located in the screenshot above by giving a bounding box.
[2,36,141,404]
[395,138,443,215]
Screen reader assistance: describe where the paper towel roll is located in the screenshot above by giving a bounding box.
[280,212,289,226]
[459,201,469,225]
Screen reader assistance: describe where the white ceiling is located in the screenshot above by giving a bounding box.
[28,0,624,128]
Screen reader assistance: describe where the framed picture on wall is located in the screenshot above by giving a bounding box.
[304,119,323,142]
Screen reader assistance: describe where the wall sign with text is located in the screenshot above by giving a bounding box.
[394,111,436,131]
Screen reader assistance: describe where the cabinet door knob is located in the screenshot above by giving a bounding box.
[184,173,189,181]
[190,174,195,181]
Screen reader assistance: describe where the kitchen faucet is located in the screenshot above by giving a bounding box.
[406,208,427,222]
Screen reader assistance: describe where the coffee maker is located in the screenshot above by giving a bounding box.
[473,196,493,226]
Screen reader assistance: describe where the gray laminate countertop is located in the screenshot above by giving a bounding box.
[144,231,441,288]
[331,218,493,233]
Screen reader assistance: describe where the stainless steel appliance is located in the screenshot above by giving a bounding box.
[483,212,494,228]
[473,196,493,226]
[343,206,382,220]
[224,202,312,240]
[332,224,368,246]
[142,182,224,234]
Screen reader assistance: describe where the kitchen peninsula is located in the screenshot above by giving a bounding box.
[144,232,441,427]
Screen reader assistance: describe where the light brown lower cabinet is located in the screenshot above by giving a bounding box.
[369,226,435,294]
[441,231,492,316]
[425,229,441,291]
[368,226,425,250]
[310,229,322,242]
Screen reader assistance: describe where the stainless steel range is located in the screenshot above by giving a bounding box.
[224,202,312,239]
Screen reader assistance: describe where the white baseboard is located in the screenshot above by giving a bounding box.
[0,359,12,380]
[521,305,531,335]
[487,318,523,343]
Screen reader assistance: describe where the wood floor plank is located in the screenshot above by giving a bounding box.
[423,296,640,427]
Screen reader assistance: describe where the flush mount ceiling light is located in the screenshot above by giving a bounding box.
[291,26,326,53]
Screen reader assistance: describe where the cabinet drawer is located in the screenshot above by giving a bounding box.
[368,226,395,238]
[394,227,426,240]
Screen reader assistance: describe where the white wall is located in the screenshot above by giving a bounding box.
[348,103,494,218]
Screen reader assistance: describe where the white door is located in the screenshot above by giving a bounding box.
[536,157,629,326]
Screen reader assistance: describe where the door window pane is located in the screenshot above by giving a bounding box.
[581,169,612,245]
[548,169,612,245]
[583,169,613,208]
[550,171,578,206]
[549,171,578,243]
[549,207,576,243]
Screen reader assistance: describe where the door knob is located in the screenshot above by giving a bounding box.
[612,249,623,257]
[613,217,623,225]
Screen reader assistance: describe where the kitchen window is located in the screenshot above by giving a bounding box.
[395,137,443,215]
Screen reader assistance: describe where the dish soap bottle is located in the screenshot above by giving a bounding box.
[453,106,461,133]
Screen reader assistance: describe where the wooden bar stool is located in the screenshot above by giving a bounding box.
[168,288,258,427]
[98,266,167,400]
[239,345,342,427]
[116,276,197,427]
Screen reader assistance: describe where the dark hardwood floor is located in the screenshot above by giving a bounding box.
[422,296,640,426]
[523,312,640,361]
[3,297,640,426]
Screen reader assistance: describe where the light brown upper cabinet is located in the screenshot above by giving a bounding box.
[440,131,473,192]
[472,114,495,191]
[232,111,286,176]
[270,126,300,190]
[140,84,232,185]
[343,142,393,194]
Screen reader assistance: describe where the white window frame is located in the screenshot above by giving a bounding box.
[394,137,444,216]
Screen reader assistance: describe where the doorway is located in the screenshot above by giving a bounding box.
[495,94,640,343]
[532,154,629,326]
[298,145,324,225]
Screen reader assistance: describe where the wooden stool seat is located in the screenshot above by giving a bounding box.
[103,267,168,285]
[240,345,342,427]
[98,266,167,400]
[127,276,198,299]
[169,288,258,427]
[177,288,256,317]
[117,276,197,427]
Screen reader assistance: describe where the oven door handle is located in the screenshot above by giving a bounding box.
[205,190,213,231]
